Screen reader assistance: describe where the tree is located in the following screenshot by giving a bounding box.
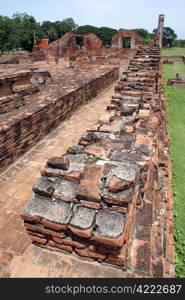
[153,26,177,47]
[59,18,78,34]
[173,40,185,48]
[12,12,42,52]
[76,25,99,36]
[76,25,117,47]
[163,27,177,47]
[41,21,57,42]
[137,28,152,44]
[0,16,15,53]
[41,18,78,41]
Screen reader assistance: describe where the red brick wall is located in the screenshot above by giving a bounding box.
[0,67,119,172]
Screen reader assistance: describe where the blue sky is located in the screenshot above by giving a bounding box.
[1,0,185,38]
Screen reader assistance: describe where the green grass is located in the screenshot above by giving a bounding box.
[163,62,185,277]
[162,47,185,56]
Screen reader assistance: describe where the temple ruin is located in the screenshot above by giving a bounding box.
[0,14,175,278]
[111,30,142,49]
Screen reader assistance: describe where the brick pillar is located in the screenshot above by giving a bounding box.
[157,14,165,49]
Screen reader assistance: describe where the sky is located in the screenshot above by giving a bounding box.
[1,0,185,38]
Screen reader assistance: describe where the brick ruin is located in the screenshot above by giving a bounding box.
[20,18,174,277]
[0,27,141,172]
[111,30,142,49]
[0,65,119,171]
[0,15,175,277]
[0,29,141,66]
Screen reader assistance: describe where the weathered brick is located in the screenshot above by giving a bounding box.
[29,235,47,245]
[94,210,125,248]
[52,236,89,249]
[33,177,55,197]
[75,248,106,261]
[129,239,150,275]
[84,144,110,160]
[76,164,103,202]
[69,206,96,238]
[47,156,70,170]
[106,164,138,192]
[102,187,134,206]
[48,240,72,253]
[43,200,74,226]
[53,179,79,202]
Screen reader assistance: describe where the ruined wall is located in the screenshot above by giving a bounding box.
[0,70,50,114]
[157,14,165,49]
[111,30,142,49]
[83,33,103,56]
[43,32,77,63]
[21,34,174,277]
[0,67,119,171]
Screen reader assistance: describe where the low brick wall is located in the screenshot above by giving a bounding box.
[167,79,185,87]
[162,55,185,62]
[0,67,119,172]
[0,94,25,114]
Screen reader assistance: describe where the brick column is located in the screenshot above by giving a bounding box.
[157,14,165,49]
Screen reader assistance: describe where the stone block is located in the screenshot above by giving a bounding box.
[24,195,51,219]
[70,205,96,230]
[47,156,70,170]
[76,164,103,202]
[67,145,84,155]
[105,164,137,192]
[94,210,125,247]
[133,134,152,156]
[53,178,79,202]
[84,144,110,160]
[33,177,55,197]
[102,187,134,206]
[110,150,143,163]
[43,200,74,226]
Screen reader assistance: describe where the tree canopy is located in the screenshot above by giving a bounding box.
[76,25,117,47]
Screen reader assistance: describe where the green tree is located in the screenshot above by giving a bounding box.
[163,27,177,47]
[137,28,152,44]
[12,12,43,52]
[173,40,185,48]
[41,18,78,41]
[41,21,57,42]
[97,27,117,47]
[76,25,99,35]
[0,16,15,53]
[76,25,117,47]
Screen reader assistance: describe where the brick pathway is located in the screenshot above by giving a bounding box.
[0,64,131,278]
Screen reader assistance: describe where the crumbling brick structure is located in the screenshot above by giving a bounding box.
[0,66,119,171]
[157,14,165,49]
[83,33,103,56]
[43,32,77,63]
[0,70,51,114]
[111,30,142,49]
[21,24,174,277]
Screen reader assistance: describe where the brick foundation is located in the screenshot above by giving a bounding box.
[22,33,174,277]
[0,67,119,171]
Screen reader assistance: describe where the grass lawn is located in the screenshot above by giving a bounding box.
[163,62,185,277]
[162,47,185,56]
